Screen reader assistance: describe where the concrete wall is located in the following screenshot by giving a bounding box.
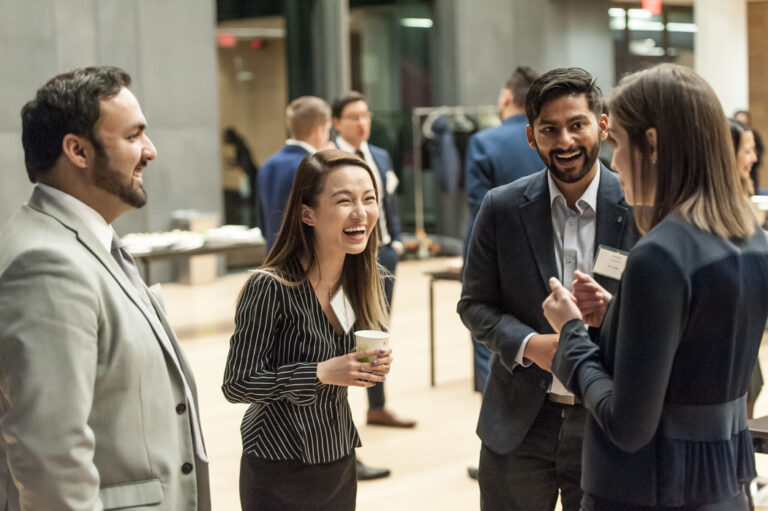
[433,0,613,106]
[694,0,749,118]
[0,0,222,241]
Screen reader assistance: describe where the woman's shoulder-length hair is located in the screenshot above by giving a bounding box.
[608,63,754,239]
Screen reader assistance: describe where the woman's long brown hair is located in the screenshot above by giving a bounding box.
[256,148,389,331]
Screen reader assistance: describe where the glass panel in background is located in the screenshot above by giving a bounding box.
[610,2,695,81]
[349,1,435,235]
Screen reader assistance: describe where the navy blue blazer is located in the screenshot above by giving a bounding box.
[366,144,402,244]
[458,165,638,454]
[463,114,544,258]
[257,144,309,250]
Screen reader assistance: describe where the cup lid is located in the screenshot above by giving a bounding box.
[354,329,389,339]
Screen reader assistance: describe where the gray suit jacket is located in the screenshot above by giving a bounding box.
[458,166,638,454]
[0,189,211,510]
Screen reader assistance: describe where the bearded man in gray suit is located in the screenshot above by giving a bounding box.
[0,67,210,510]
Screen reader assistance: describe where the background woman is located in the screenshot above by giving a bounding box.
[729,117,763,419]
[542,64,768,510]
[729,118,760,198]
[222,149,392,510]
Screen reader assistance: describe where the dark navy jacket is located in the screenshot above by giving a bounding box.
[463,114,544,258]
[458,166,638,455]
[257,144,309,250]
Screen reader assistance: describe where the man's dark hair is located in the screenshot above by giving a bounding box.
[331,91,367,119]
[21,66,132,182]
[525,67,602,126]
[504,66,540,108]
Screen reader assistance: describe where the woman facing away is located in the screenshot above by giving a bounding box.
[222,149,393,510]
[542,63,768,510]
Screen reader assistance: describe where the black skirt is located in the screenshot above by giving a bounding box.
[240,451,357,510]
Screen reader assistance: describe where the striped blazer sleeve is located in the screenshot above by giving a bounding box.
[221,272,321,406]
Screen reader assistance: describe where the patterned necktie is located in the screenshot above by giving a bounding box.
[110,236,208,461]
[110,237,153,308]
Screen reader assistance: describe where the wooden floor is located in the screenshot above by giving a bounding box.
[164,257,768,510]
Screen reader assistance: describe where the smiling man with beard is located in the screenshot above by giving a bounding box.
[458,67,638,511]
[0,66,210,510]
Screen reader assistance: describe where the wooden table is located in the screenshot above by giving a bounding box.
[751,415,768,453]
[132,240,266,283]
[425,270,462,386]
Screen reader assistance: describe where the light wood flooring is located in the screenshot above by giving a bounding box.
[163,257,768,510]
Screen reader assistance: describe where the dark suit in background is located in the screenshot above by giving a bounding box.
[257,144,310,250]
[458,166,637,510]
[357,142,402,410]
[463,113,544,392]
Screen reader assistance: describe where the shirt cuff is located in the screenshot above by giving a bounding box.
[515,332,536,367]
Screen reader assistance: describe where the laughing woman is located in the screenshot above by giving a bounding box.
[222,149,392,510]
[542,64,768,510]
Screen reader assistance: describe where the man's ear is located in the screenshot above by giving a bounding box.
[526,124,537,151]
[301,204,316,226]
[599,113,609,141]
[500,88,513,109]
[331,117,341,133]
[645,127,658,165]
[61,134,90,169]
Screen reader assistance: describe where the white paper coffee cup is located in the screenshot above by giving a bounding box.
[354,330,390,362]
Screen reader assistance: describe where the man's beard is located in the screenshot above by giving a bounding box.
[92,151,148,209]
[540,142,600,184]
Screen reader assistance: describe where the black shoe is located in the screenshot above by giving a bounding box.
[467,466,479,480]
[356,459,391,481]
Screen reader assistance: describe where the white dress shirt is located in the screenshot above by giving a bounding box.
[36,183,114,251]
[515,169,600,397]
[285,139,318,155]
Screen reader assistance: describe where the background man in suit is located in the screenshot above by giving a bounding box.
[458,68,638,511]
[463,65,543,394]
[258,96,332,250]
[0,66,210,510]
[332,91,416,430]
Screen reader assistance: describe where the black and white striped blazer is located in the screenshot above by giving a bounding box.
[222,259,361,464]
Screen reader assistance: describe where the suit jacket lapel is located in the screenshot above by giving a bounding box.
[146,286,195,383]
[28,189,146,311]
[593,165,631,291]
[368,147,389,189]
[28,189,187,376]
[519,172,558,293]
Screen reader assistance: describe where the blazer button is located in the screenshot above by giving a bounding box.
[181,462,194,474]
[176,403,187,415]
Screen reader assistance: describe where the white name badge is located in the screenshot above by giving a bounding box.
[592,245,629,280]
[330,287,357,334]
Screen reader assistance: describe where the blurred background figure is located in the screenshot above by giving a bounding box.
[734,110,763,194]
[223,127,260,228]
[332,91,416,430]
[463,65,543,395]
[729,116,763,419]
[258,96,332,251]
